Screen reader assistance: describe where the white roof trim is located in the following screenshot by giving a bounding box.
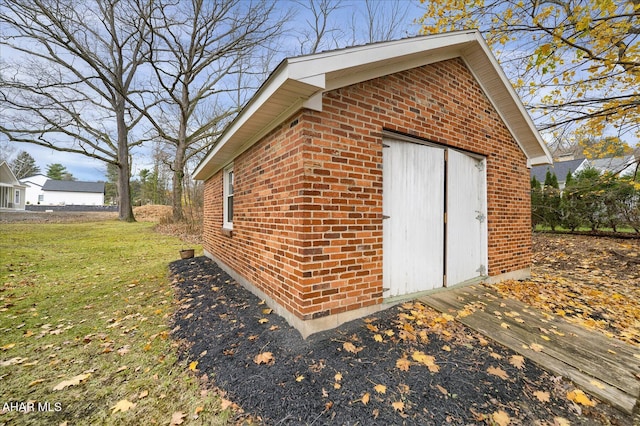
[193,30,551,180]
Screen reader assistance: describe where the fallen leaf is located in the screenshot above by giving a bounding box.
[334,372,343,382]
[343,342,362,354]
[529,343,544,352]
[509,355,525,369]
[492,410,510,426]
[374,384,386,394]
[392,401,404,411]
[436,384,448,395]
[189,361,198,371]
[554,417,571,426]
[500,322,510,329]
[53,373,91,391]
[258,318,269,324]
[589,379,605,389]
[1,343,16,351]
[396,357,411,371]
[411,351,439,372]
[170,411,186,425]
[296,375,305,382]
[253,352,274,365]
[138,390,149,399]
[541,335,551,341]
[490,352,503,360]
[220,399,234,410]
[534,390,550,403]
[373,334,383,342]
[442,345,451,352]
[194,406,204,415]
[567,389,595,407]
[366,323,379,332]
[116,365,128,373]
[111,399,136,414]
[262,308,273,315]
[28,379,45,387]
[487,366,509,380]
[361,392,370,405]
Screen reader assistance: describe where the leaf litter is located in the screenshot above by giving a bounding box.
[169,255,634,425]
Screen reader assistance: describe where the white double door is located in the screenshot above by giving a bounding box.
[382,138,487,298]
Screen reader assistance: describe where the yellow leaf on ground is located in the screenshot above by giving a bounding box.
[53,373,91,391]
[589,379,605,389]
[534,390,550,403]
[258,318,269,324]
[374,384,386,394]
[253,352,274,365]
[411,351,439,372]
[541,335,551,341]
[28,379,45,387]
[529,343,544,352]
[366,323,379,332]
[296,375,304,382]
[137,390,149,399]
[111,399,136,414]
[361,392,370,405]
[500,322,510,329]
[554,417,571,426]
[567,389,595,406]
[392,401,404,411]
[189,361,198,371]
[396,357,411,371]
[169,411,186,425]
[262,308,273,315]
[373,334,383,342]
[1,343,16,351]
[492,410,510,426]
[509,355,525,369]
[487,366,509,380]
[490,352,503,360]
[334,372,342,382]
[442,345,451,352]
[343,342,362,354]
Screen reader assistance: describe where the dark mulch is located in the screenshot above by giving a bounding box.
[169,257,631,425]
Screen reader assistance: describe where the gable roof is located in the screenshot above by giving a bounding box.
[0,161,26,188]
[530,158,588,183]
[193,30,552,181]
[42,180,105,193]
[588,155,637,176]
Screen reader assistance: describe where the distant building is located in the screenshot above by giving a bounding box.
[39,180,105,205]
[20,174,48,205]
[0,161,26,210]
[530,158,589,190]
[587,155,637,177]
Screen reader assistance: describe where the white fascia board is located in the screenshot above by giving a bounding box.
[460,35,552,164]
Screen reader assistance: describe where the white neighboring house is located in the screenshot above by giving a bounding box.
[20,174,49,205]
[40,180,105,205]
[582,155,638,177]
[0,161,26,210]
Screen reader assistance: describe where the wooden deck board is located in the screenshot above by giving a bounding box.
[420,285,640,415]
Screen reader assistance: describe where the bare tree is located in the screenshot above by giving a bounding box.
[350,0,412,44]
[293,0,343,54]
[138,0,287,222]
[0,0,156,221]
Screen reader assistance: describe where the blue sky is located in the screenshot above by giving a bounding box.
[3,0,426,182]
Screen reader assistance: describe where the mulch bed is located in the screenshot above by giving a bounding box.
[169,257,632,425]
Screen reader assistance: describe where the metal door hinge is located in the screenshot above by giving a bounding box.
[475,161,485,171]
[476,265,486,275]
[382,215,390,220]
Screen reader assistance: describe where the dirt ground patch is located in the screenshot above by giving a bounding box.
[0,210,117,223]
[169,233,637,425]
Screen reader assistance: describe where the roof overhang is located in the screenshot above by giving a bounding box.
[193,30,552,180]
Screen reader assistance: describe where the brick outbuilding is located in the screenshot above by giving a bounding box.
[193,30,552,337]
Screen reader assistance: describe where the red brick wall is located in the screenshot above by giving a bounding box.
[203,57,531,321]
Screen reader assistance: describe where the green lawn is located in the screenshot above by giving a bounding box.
[0,220,228,425]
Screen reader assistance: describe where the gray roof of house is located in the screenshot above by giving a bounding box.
[530,158,586,183]
[589,155,636,175]
[42,180,105,193]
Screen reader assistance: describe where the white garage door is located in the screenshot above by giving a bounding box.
[383,137,487,299]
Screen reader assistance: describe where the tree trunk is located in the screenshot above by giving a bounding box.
[172,149,185,223]
[116,100,135,222]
